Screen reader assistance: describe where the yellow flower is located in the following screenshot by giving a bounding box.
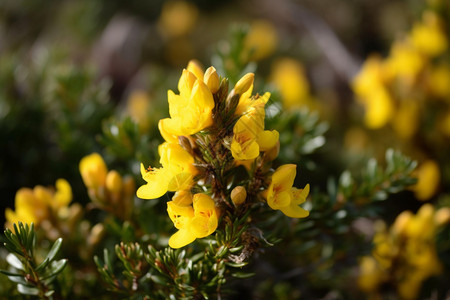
[234,73,255,116]
[412,160,440,201]
[158,0,198,38]
[352,55,386,99]
[410,12,448,57]
[168,193,219,248]
[391,100,420,139]
[363,87,394,129]
[270,58,311,108]
[126,90,151,131]
[428,64,450,99]
[159,67,215,137]
[137,142,197,199]
[358,256,385,293]
[79,153,108,189]
[5,179,72,229]
[265,164,309,218]
[384,41,424,83]
[244,19,278,61]
[231,93,279,161]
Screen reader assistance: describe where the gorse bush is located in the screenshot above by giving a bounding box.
[1,0,450,299]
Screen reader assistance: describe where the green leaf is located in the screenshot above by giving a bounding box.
[36,238,63,272]
[7,275,29,285]
[6,254,24,271]
[231,272,255,279]
[17,284,39,296]
[41,259,67,280]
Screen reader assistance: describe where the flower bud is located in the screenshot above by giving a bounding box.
[187,59,204,81]
[435,207,450,226]
[88,223,106,247]
[231,186,247,206]
[204,66,220,93]
[79,153,108,189]
[106,170,122,193]
[234,73,254,95]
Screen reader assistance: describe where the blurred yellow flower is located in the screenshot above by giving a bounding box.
[410,12,448,57]
[270,58,311,109]
[5,179,72,229]
[265,164,310,218]
[412,160,440,201]
[428,64,450,99]
[126,90,151,131]
[391,100,420,139]
[79,153,108,189]
[137,142,197,199]
[352,55,386,99]
[358,204,444,299]
[158,0,198,38]
[168,193,219,248]
[384,41,424,84]
[364,87,394,129]
[244,19,278,61]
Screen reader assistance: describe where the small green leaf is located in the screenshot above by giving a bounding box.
[6,254,24,271]
[17,284,39,296]
[36,238,63,272]
[231,272,255,279]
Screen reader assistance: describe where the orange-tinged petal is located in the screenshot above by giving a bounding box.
[267,190,291,210]
[272,164,296,192]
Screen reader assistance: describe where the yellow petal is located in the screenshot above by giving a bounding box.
[280,204,309,218]
[267,190,291,210]
[168,228,197,248]
[177,69,197,97]
[257,130,279,151]
[187,60,204,81]
[158,118,179,143]
[54,179,72,208]
[272,164,297,192]
[204,66,220,93]
[79,153,108,189]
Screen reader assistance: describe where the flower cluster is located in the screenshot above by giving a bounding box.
[137,60,310,248]
[358,204,450,300]
[79,153,135,220]
[353,10,448,136]
[5,179,72,230]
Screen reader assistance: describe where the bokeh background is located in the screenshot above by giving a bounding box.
[1,0,450,298]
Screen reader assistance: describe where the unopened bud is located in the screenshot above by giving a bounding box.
[204,66,220,93]
[88,223,105,247]
[234,73,254,95]
[435,207,450,226]
[187,59,204,81]
[231,186,247,206]
[106,170,122,193]
[79,153,108,189]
